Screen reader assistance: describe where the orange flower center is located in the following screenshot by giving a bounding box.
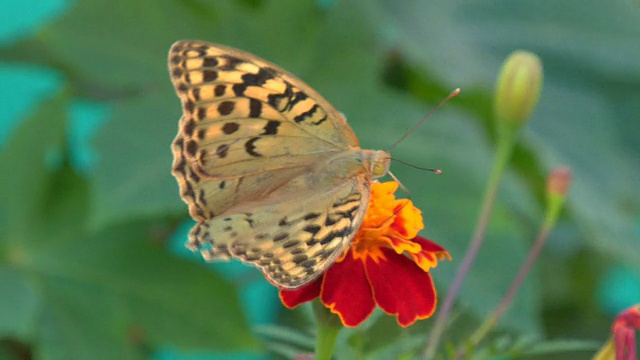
[348,182,424,263]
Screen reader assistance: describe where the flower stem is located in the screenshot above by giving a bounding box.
[461,166,570,353]
[424,133,516,359]
[312,300,342,360]
[469,216,553,346]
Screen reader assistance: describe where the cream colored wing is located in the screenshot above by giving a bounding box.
[188,175,370,289]
[169,40,360,219]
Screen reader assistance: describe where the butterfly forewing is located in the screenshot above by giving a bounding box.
[169,40,380,288]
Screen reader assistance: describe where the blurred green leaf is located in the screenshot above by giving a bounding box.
[38,0,221,89]
[372,0,640,265]
[31,220,261,358]
[91,90,182,227]
[520,338,600,355]
[255,325,315,349]
[0,94,260,358]
[0,268,39,338]
[0,94,66,241]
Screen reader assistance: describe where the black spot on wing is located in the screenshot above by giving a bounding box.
[320,224,352,245]
[197,107,206,120]
[185,140,198,157]
[242,67,276,86]
[191,87,200,100]
[202,70,218,82]
[222,122,239,134]
[218,101,235,116]
[202,57,218,67]
[184,100,195,114]
[214,84,226,97]
[292,254,308,264]
[245,137,262,157]
[303,212,321,221]
[172,67,183,78]
[262,120,280,135]
[294,104,320,123]
[282,240,300,249]
[267,82,295,111]
[249,99,262,118]
[183,119,196,137]
[218,55,245,70]
[216,144,230,158]
[303,225,321,236]
[273,233,288,242]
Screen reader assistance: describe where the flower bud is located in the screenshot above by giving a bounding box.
[546,166,572,199]
[494,50,543,126]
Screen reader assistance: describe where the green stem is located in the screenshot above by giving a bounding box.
[313,300,342,360]
[467,183,565,348]
[424,126,517,359]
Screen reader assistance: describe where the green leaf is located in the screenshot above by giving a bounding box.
[255,325,315,350]
[372,0,640,265]
[36,0,221,89]
[0,267,39,338]
[0,93,66,241]
[90,90,182,227]
[30,221,261,357]
[0,93,259,358]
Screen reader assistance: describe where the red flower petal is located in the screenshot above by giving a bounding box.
[409,236,452,272]
[279,278,322,309]
[321,252,376,327]
[413,236,449,255]
[365,248,437,327]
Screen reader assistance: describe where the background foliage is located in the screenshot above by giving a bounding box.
[0,0,638,359]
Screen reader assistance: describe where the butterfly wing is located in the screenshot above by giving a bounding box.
[169,41,376,288]
[169,40,360,219]
[188,175,370,289]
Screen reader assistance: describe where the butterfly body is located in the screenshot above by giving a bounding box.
[169,40,389,288]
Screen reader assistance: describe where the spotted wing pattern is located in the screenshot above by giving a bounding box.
[190,176,370,289]
[168,40,371,288]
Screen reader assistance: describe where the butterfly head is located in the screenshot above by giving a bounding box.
[366,150,391,179]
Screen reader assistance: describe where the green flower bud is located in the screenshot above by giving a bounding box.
[494,50,543,126]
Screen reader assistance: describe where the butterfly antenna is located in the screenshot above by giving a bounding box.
[391,158,442,175]
[386,88,461,153]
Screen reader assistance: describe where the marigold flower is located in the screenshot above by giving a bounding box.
[280,181,450,327]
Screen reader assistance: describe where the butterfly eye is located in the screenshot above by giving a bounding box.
[371,161,389,178]
[367,150,390,179]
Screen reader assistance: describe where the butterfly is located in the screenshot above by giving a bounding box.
[169,40,390,289]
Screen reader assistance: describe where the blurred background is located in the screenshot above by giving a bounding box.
[0,0,639,359]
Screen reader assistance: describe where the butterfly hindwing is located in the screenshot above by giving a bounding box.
[188,176,370,289]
